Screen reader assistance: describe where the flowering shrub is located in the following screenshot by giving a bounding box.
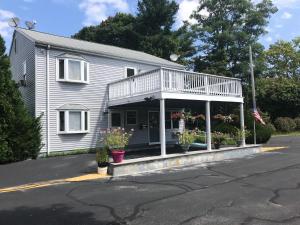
[212,132,229,147]
[177,129,198,146]
[100,128,133,150]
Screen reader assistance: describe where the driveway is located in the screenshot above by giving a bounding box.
[0,135,299,225]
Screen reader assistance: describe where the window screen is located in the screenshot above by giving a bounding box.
[68,60,81,80]
[126,68,135,77]
[126,111,137,125]
[69,111,81,131]
[111,113,121,127]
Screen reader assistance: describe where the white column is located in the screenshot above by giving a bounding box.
[160,98,166,157]
[206,101,212,151]
[240,102,246,147]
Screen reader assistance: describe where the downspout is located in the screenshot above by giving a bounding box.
[46,45,50,155]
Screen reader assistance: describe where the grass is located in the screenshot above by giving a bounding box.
[273,131,300,137]
[38,148,96,158]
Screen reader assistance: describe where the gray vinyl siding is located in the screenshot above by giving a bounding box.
[36,47,158,153]
[9,32,35,116]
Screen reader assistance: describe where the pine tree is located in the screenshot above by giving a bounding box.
[0,35,42,163]
[192,0,277,79]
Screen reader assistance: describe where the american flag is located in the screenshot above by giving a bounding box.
[252,109,266,125]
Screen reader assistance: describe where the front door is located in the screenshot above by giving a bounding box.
[148,111,160,144]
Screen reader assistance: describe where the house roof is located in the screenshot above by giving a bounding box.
[16,28,184,69]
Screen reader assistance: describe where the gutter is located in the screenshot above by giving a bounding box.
[46,45,50,155]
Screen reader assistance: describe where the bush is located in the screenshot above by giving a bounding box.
[246,123,273,144]
[212,123,237,135]
[294,117,300,130]
[0,36,42,164]
[274,117,296,132]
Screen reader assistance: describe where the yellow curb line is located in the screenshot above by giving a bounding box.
[0,173,109,194]
[262,146,289,152]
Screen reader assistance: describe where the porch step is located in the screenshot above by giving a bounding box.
[108,145,262,177]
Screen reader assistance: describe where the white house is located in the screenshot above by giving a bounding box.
[9,28,245,156]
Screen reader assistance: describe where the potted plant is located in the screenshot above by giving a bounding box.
[96,146,109,175]
[234,129,250,147]
[212,132,228,149]
[100,128,133,163]
[177,129,198,153]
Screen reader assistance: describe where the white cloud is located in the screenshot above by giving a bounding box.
[275,24,283,28]
[281,11,292,19]
[272,0,300,8]
[265,36,273,43]
[175,0,208,28]
[79,0,129,26]
[0,9,15,38]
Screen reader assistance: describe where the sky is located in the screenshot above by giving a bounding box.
[1,0,300,52]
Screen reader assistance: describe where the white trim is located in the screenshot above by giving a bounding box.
[56,57,89,84]
[46,45,50,155]
[126,110,137,126]
[124,66,137,78]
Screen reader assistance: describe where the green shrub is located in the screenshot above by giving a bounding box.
[274,117,296,132]
[294,117,300,130]
[246,124,273,144]
[96,146,109,167]
[212,123,237,136]
[0,36,42,164]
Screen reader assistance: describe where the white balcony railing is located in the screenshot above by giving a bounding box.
[108,68,242,101]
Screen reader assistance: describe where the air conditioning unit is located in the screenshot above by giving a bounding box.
[19,79,27,87]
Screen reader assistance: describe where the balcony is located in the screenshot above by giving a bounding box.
[108,68,243,106]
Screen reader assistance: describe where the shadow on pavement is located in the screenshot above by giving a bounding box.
[0,204,121,225]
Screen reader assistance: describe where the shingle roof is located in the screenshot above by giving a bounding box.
[16,28,184,69]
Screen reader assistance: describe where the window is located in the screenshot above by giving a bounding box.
[125,67,136,78]
[22,60,27,80]
[58,110,89,134]
[126,111,137,125]
[111,112,122,127]
[57,58,89,83]
[165,111,180,129]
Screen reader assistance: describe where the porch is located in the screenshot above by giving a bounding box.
[108,67,246,158]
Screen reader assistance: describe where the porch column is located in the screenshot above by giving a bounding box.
[160,98,166,157]
[240,102,246,147]
[206,101,212,151]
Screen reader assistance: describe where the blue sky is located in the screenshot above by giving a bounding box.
[1,0,300,52]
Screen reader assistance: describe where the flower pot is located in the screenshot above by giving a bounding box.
[181,145,190,153]
[111,150,125,163]
[214,143,221,149]
[97,166,108,175]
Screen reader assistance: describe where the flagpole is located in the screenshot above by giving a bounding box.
[249,46,257,144]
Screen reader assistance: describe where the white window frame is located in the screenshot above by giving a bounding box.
[126,110,137,126]
[56,58,89,84]
[124,66,137,78]
[57,110,90,134]
[23,60,27,76]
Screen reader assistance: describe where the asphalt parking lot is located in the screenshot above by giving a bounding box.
[0,135,299,225]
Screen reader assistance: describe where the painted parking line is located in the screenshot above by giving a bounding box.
[0,173,109,194]
[262,146,289,152]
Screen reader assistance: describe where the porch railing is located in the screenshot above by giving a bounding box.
[108,67,242,101]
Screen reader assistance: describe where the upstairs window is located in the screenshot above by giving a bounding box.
[125,67,136,78]
[57,58,89,83]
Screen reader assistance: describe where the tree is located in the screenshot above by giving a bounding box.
[264,38,300,78]
[255,77,300,119]
[73,0,196,65]
[0,35,42,164]
[192,0,277,79]
[73,13,139,50]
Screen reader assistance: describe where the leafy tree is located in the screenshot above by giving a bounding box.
[0,35,42,164]
[264,38,300,78]
[192,0,277,79]
[73,0,195,65]
[73,13,139,50]
[255,77,300,119]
